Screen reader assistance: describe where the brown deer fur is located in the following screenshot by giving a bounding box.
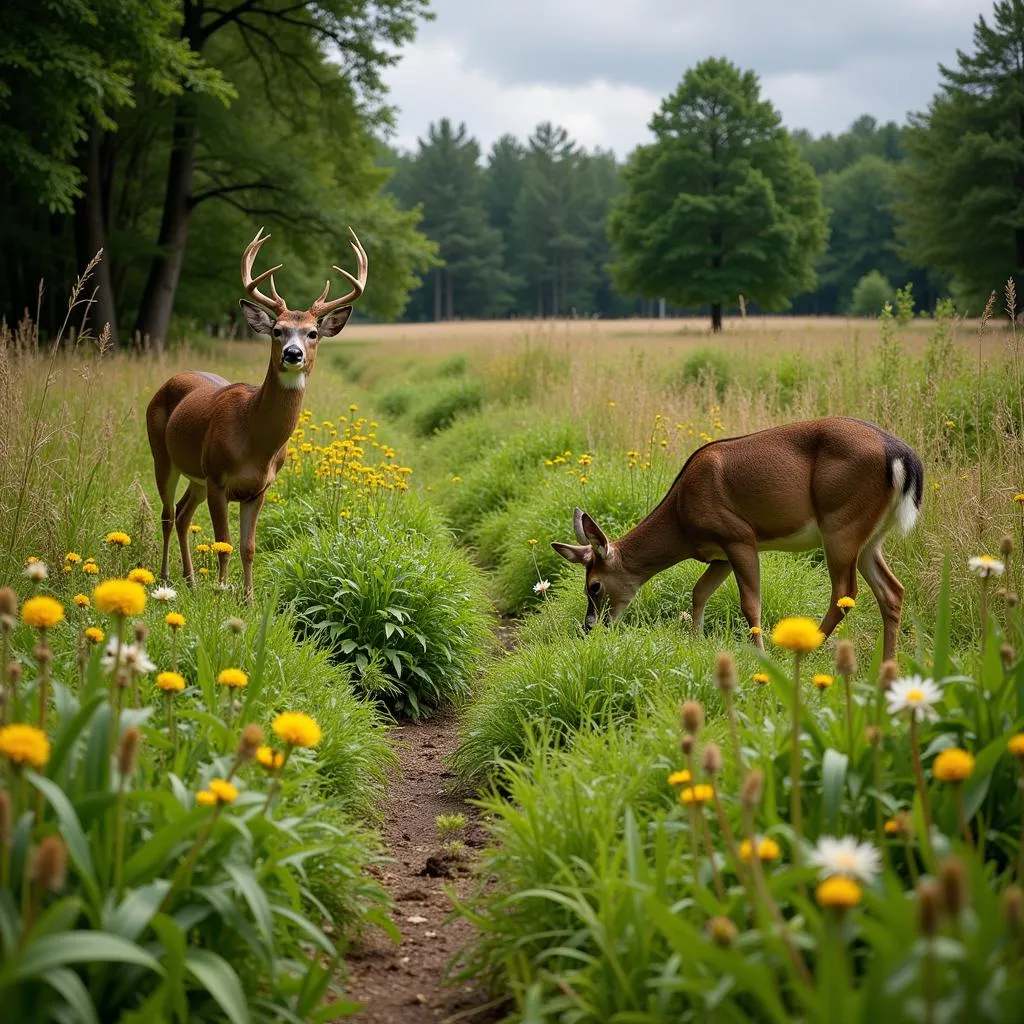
[552,417,923,660]
[146,227,367,599]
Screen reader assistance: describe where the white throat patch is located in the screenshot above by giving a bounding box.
[277,370,307,391]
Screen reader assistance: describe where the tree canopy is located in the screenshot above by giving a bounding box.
[898,0,1024,311]
[607,58,827,330]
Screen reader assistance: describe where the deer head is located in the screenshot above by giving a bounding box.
[552,507,642,630]
[238,226,368,390]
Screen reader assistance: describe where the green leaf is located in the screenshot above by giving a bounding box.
[47,692,105,780]
[184,948,250,1024]
[223,861,275,949]
[123,808,208,885]
[962,730,1011,821]
[821,748,849,833]
[241,592,275,725]
[41,967,99,1024]
[26,772,99,909]
[7,932,163,984]
[104,881,171,941]
[932,555,952,681]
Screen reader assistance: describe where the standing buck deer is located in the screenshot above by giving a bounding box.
[553,417,923,661]
[146,226,367,599]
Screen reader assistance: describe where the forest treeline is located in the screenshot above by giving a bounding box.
[3,0,1024,339]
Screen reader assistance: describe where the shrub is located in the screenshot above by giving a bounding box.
[451,624,724,782]
[453,564,1024,1021]
[376,384,416,419]
[848,270,895,317]
[1,590,390,1023]
[665,346,735,397]
[411,378,485,436]
[274,503,493,717]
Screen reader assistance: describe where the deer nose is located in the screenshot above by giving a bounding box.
[281,345,304,365]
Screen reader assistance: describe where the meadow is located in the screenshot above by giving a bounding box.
[2,288,1024,1021]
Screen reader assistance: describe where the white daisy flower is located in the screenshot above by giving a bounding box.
[533,580,551,594]
[101,640,156,675]
[968,555,1005,578]
[151,586,177,602]
[809,835,882,884]
[23,561,49,582]
[886,675,944,722]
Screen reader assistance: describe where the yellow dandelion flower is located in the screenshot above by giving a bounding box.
[92,579,147,617]
[156,671,186,693]
[883,818,900,836]
[812,674,834,690]
[25,556,39,565]
[217,668,248,689]
[1014,493,1024,504]
[105,531,131,548]
[680,784,714,805]
[771,616,825,653]
[188,524,202,534]
[752,672,770,685]
[21,596,65,630]
[82,563,99,575]
[529,538,538,546]
[1008,733,1024,759]
[198,568,210,577]
[211,542,233,555]
[0,724,51,769]
[816,876,861,910]
[208,778,238,804]
[739,836,781,862]
[196,790,217,807]
[667,769,692,786]
[165,611,185,630]
[65,552,82,565]
[127,568,155,586]
[451,475,462,483]
[256,745,285,771]
[85,626,104,645]
[272,711,322,748]
[837,596,856,610]
[195,544,210,554]
[73,593,90,608]
[932,747,975,783]
[749,625,762,636]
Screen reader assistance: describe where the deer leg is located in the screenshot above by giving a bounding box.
[157,467,181,582]
[724,543,764,649]
[691,560,732,634]
[818,537,861,642]
[858,541,905,662]
[175,482,205,585]
[238,493,265,603]
[207,483,232,586]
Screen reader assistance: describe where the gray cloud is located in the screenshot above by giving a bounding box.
[384,0,992,156]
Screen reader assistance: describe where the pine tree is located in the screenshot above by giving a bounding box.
[898,0,1024,308]
[608,58,826,331]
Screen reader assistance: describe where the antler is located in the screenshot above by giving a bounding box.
[240,227,288,316]
[309,227,369,318]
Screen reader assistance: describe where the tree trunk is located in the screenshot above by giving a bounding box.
[133,95,198,350]
[433,269,442,321]
[445,269,454,320]
[75,123,119,347]
[711,303,723,332]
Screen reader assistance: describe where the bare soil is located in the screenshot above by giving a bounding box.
[344,713,506,1023]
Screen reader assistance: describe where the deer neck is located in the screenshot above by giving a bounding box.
[249,361,306,458]
[614,494,691,584]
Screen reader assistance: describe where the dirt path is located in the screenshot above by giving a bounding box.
[344,713,505,1023]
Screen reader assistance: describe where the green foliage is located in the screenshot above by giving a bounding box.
[410,379,485,437]
[898,0,1024,309]
[848,270,896,316]
[608,57,827,328]
[1,594,391,1022]
[665,347,735,398]
[273,504,493,717]
[453,564,1024,1021]
[451,625,722,783]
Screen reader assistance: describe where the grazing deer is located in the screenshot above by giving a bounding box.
[146,226,368,599]
[552,417,923,660]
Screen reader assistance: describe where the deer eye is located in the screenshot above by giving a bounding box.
[307,330,318,340]
[272,327,282,338]
[588,580,602,597]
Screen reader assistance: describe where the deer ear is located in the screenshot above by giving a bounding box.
[239,299,274,336]
[318,306,353,338]
[580,512,609,558]
[551,542,591,565]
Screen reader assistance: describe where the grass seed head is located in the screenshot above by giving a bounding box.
[917,879,943,937]
[835,639,856,677]
[30,835,67,892]
[1003,885,1024,937]
[705,915,738,947]
[700,742,723,776]
[0,588,16,618]
[237,724,264,762]
[680,700,704,735]
[741,768,764,809]
[117,726,141,778]
[939,857,969,918]
[714,652,736,691]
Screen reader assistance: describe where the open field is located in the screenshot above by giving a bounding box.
[3,307,1024,1021]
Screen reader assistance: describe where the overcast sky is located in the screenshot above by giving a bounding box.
[383,0,992,157]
